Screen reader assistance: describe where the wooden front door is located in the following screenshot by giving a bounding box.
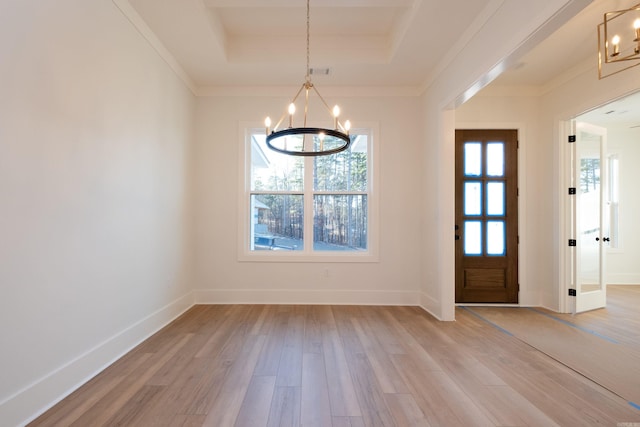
[455,129,518,303]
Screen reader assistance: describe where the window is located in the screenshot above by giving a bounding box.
[240,126,377,261]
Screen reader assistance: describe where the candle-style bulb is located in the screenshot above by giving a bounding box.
[612,35,621,56]
[265,117,271,134]
[332,105,340,129]
[344,120,351,134]
[288,103,295,128]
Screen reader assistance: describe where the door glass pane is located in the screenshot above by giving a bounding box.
[464,143,482,176]
[608,155,619,249]
[486,182,505,215]
[487,221,505,255]
[464,182,482,215]
[464,221,482,255]
[578,145,601,293]
[487,142,504,177]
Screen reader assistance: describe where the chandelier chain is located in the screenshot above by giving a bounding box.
[306,0,310,83]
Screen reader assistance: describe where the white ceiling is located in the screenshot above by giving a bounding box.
[124,0,640,124]
[126,0,493,90]
[489,0,640,129]
[490,0,638,87]
[578,91,640,129]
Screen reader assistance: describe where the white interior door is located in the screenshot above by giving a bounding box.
[575,122,608,313]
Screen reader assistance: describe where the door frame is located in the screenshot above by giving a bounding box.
[455,122,527,305]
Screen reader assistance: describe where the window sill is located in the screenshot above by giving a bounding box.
[238,251,379,263]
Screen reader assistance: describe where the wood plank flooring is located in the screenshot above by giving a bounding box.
[541,285,640,350]
[465,307,640,407]
[466,285,640,407]
[30,293,640,426]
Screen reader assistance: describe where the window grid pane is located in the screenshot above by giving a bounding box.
[314,135,368,192]
[251,134,304,192]
[314,195,367,251]
[251,194,304,251]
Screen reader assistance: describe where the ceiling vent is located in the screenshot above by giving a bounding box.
[309,67,331,76]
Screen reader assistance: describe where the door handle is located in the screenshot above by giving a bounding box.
[603,237,610,242]
[596,237,600,241]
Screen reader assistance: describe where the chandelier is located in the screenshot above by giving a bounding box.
[264,0,351,156]
[598,3,640,79]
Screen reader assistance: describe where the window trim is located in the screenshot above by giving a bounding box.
[237,121,379,263]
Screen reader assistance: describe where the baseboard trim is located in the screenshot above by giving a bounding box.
[607,277,640,285]
[3,291,195,427]
[194,288,420,306]
[418,292,447,321]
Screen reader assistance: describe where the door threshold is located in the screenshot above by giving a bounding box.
[456,303,520,307]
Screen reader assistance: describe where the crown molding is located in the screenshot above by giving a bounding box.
[196,85,423,97]
[111,0,198,95]
[540,56,595,95]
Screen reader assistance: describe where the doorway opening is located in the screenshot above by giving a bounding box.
[568,90,640,313]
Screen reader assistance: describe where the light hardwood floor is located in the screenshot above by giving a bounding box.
[30,289,640,426]
[466,285,640,410]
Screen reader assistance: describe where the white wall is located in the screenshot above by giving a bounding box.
[193,95,423,305]
[605,127,640,284]
[0,1,196,425]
